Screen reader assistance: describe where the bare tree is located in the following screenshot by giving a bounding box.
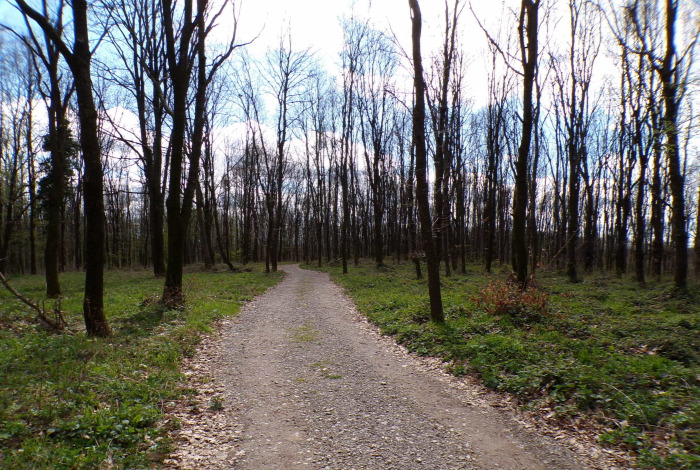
[340,18,366,274]
[9,0,75,296]
[483,43,513,273]
[510,0,540,285]
[0,43,33,275]
[357,26,396,269]
[427,0,462,277]
[611,0,699,288]
[409,0,444,323]
[551,0,601,283]
[161,0,241,304]
[258,35,314,273]
[99,0,168,277]
[16,0,111,336]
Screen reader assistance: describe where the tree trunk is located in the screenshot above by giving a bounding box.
[196,183,213,269]
[26,92,37,275]
[409,0,443,323]
[512,0,539,285]
[660,0,687,289]
[650,113,664,280]
[566,140,580,283]
[582,181,595,272]
[72,0,110,336]
[634,139,648,285]
[485,104,499,273]
[14,0,104,329]
[406,136,422,280]
[162,0,207,304]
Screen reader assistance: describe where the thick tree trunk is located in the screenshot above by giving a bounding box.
[660,0,687,289]
[528,124,540,276]
[162,0,207,304]
[162,72,188,303]
[45,75,68,297]
[410,0,443,323]
[512,0,539,285]
[72,0,110,336]
[141,102,165,277]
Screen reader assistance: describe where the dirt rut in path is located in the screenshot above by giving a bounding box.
[166,265,614,469]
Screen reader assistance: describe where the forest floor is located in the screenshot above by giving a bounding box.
[0,267,282,469]
[164,264,629,469]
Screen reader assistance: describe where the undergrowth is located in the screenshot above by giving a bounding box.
[304,260,699,469]
[0,265,282,469]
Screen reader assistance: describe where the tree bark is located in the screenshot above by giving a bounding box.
[512,0,539,285]
[660,0,687,289]
[409,0,444,323]
[71,0,110,336]
[162,0,208,304]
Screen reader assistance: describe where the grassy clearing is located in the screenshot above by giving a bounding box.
[0,265,282,469]
[304,260,699,469]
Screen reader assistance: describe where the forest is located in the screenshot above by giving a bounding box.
[0,0,698,323]
[0,0,698,467]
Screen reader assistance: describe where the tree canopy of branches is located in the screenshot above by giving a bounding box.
[0,0,698,334]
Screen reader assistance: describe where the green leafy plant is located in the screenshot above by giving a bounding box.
[208,396,224,412]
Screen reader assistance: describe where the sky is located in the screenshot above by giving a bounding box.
[234,0,459,58]
[0,0,517,103]
[0,0,626,106]
[2,0,697,161]
[213,0,533,109]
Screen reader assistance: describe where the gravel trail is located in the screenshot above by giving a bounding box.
[166,265,613,469]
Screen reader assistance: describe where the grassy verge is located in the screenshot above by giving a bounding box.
[304,260,699,469]
[0,265,282,469]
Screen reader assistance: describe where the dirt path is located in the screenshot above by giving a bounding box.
[165,265,621,469]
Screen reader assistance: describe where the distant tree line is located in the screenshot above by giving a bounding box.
[0,0,697,333]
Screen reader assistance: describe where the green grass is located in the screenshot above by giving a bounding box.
[304,260,699,469]
[291,322,321,343]
[0,265,282,469]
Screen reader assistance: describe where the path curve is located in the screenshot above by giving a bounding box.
[165,265,617,469]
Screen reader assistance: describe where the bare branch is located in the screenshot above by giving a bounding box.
[469,2,523,77]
